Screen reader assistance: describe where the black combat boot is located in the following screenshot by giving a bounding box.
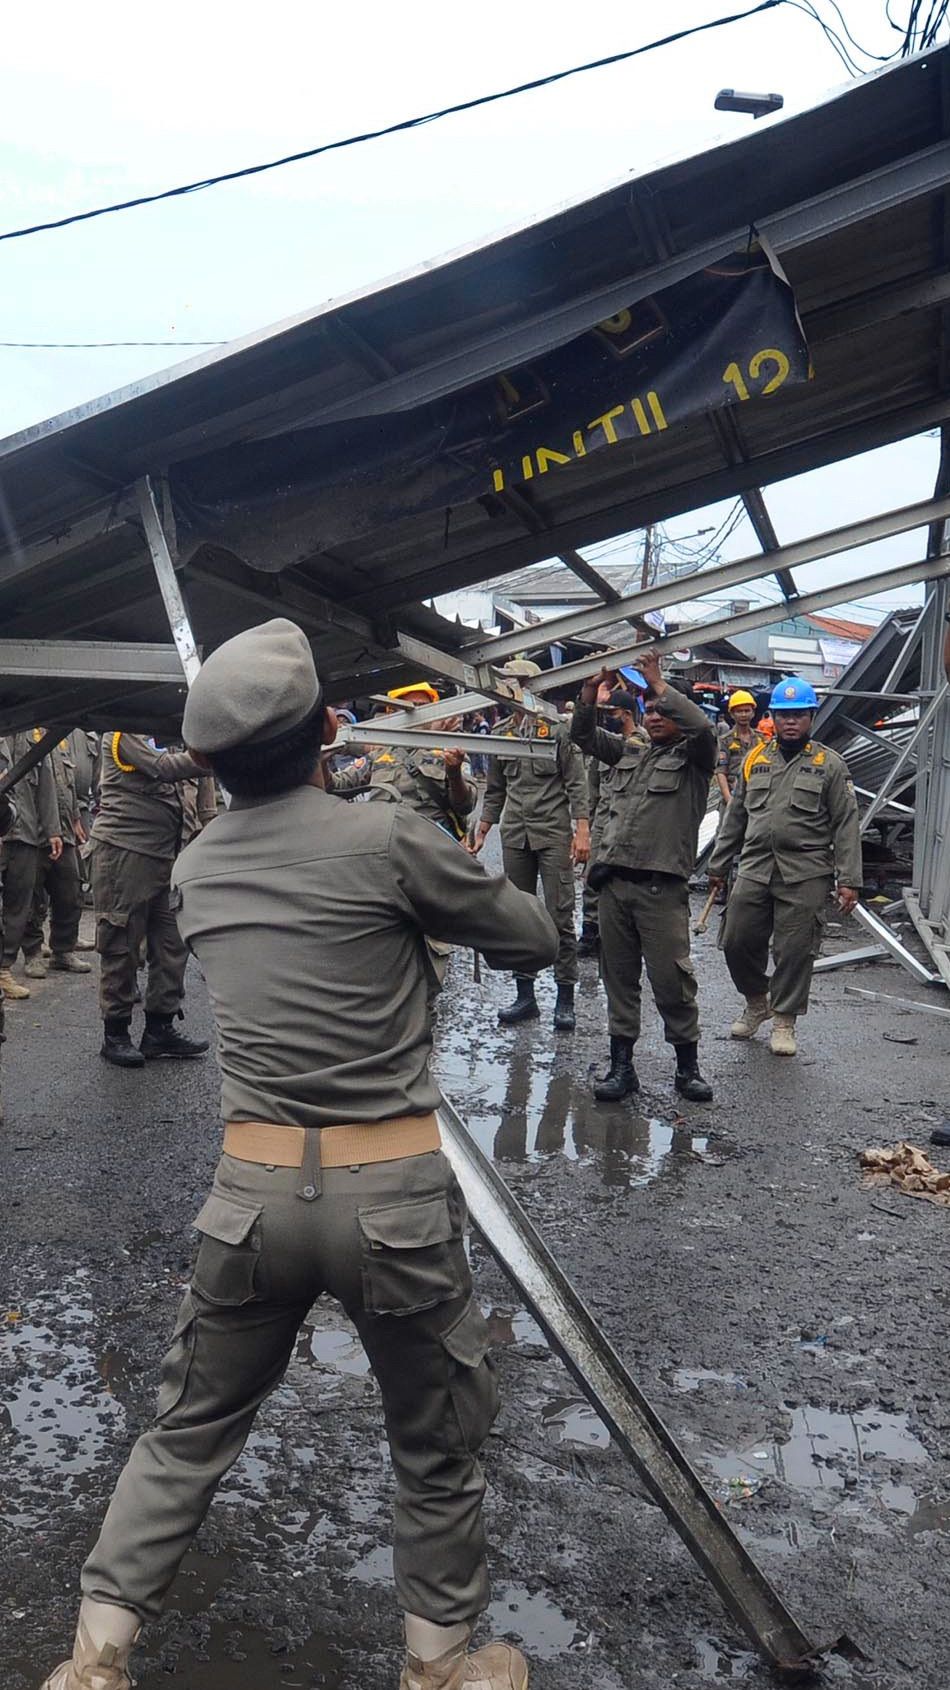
[497,977,540,1026]
[100,1016,146,1069]
[576,924,600,960]
[553,984,576,1032]
[673,1042,713,1102]
[139,1013,210,1060]
[593,1036,639,1101]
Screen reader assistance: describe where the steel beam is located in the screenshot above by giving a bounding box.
[851,901,938,985]
[860,683,949,833]
[526,554,950,696]
[394,631,561,719]
[436,1093,832,1674]
[812,945,889,973]
[136,477,201,686]
[845,984,950,1018]
[332,723,556,761]
[903,890,950,991]
[466,494,950,665]
[0,638,185,683]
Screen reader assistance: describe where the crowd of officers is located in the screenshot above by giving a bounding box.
[0,657,862,1126]
[27,621,865,1690]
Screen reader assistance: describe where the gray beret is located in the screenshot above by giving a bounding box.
[183,619,322,753]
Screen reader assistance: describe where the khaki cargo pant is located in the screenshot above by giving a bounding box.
[82,1145,498,1626]
[90,840,189,1019]
[1,839,41,967]
[722,871,830,1017]
[599,872,699,1044]
[24,840,82,957]
[502,838,578,985]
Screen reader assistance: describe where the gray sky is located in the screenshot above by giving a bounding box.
[0,1,939,618]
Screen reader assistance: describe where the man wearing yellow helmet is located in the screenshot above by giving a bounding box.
[328,684,476,840]
[715,691,763,813]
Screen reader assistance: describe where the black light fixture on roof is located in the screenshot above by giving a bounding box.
[715,88,784,119]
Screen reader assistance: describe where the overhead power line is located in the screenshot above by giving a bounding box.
[0,1,788,245]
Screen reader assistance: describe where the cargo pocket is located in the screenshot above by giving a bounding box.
[95,912,129,958]
[156,1290,197,1420]
[441,1298,499,1454]
[359,1191,466,1316]
[190,1190,263,1306]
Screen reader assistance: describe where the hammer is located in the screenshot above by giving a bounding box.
[693,887,719,936]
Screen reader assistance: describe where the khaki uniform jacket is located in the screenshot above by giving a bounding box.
[717,723,765,792]
[571,690,717,880]
[0,732,60,848]
[91,733,204,861]
[172,783,558,1128]
[51,740,82,837]
[708,736,863,887]
[68,729,100,806]
[329,744,476,838]
[481,719,589,848]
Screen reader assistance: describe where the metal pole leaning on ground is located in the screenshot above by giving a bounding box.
[437,1094,848,1678]
[134,479,846,1676]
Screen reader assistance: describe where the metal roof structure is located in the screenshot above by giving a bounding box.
[2,47,950,733]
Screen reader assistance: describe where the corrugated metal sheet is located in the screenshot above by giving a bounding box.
[1,50,950,729]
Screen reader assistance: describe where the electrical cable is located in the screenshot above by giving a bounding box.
[0,0,789,245]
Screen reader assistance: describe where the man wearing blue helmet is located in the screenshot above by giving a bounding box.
[708,676,862,1056]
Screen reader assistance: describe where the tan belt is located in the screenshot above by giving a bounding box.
[222,1112,441,1169]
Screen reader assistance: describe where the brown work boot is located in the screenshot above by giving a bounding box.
[38,1598,140,1689]
[730,995,770,1040]
[0,967,30,999]
[23,954,48,980]
[400,1641,528,1690]
[770,1014,797,1056]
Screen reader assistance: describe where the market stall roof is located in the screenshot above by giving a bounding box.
[2,46,950,730]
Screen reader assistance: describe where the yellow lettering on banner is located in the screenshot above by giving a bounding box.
[749,347,790,395]
[631,397,651,436]
[722,361,751,401]
[647,390,668,430]
[492,468,505,493]
[572,430,586,458]
[587,405,625,444]
[536,446,571,474]
[521,455,534,481]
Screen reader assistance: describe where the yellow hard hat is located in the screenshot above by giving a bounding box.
[388,681,440,705]
[728,690,757,709]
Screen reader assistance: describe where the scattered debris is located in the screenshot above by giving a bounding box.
[883,1032,919,1046]
[860,1142,950,1207]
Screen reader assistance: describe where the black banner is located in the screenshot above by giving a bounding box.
[175,246,809,571]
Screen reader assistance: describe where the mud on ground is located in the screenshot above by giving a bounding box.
[2,899,950,1689]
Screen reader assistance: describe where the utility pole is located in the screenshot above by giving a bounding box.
[639,523,655,590]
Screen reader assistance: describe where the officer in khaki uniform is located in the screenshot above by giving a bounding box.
[89,734,212,1067]
[571,651,716,1103]
[708,676,862,1056]
[0,732,63,1000]
[473,659,590,1032]
[22,735,92,979]
[39,619,557,1690]
[714,690,764,814]
[578,680,648,958]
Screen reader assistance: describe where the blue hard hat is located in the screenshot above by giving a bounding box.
[618,665,648,690]
[770,676,818,711]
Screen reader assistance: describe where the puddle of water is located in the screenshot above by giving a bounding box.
[156,1549,344,1688]
[541,1395,611,1450]
[881,1484,950,1535]
[695,1631,760,1679]
[486,1582,592,1659]
[346,1542,393,1583]
[706,1404,930,1497]
[307,1326,371,1377]
[483,1305,548,1352]
[673,1368,747,1393]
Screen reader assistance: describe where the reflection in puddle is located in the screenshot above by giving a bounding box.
[434,1033,709,1184]
[673,1368,747,1393]
[542,1395,610,1450]
[487,1582,592,1659]
[695,1631,759,1679]
[347,1542,393,1584]
[706,1404,930,1497]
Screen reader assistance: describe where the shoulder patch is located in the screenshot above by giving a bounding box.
[111,733,136,773]
[742,741,771,784]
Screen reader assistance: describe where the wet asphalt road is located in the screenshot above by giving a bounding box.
[2,889,950,1690]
